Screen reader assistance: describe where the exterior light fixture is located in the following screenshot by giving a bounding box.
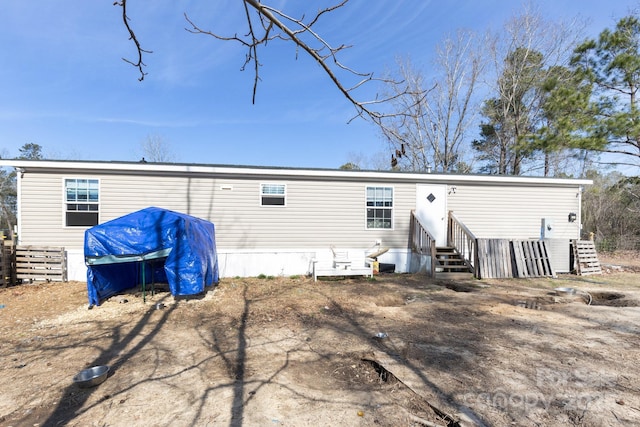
[568,212,577,223]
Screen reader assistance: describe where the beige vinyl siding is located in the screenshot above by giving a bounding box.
[18,167,584,253]
[447,184,581,239]
[20,173,86,247]
[19,172,415,251]
[197,179,413,249]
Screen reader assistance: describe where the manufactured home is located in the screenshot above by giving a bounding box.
[1,160,591,281]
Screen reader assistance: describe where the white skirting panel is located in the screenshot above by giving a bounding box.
[66,249,87,282]
[544,238,571,273]
[64,247,415,282]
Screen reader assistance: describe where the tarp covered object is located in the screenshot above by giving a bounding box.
[84,207,218,306]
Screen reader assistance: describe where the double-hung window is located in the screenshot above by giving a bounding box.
[366,186,393,229]
[65,178,99,226]
[261,183,286,206]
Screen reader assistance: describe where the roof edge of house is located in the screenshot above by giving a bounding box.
[0,159,594,186]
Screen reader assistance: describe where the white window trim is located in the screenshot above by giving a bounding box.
[365,185,394,230]
[260,183,287,207]
[62,177,101,228]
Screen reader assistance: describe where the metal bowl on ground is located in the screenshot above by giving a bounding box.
[73,365,110,388]
[554,287,576,296]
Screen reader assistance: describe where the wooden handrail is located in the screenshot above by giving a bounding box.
[447,211,478,277]
[409,210,437,278]
[448,211,476,241]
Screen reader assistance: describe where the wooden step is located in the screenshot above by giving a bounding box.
[434,246,471,273]
[436,258,467,265]
[435,246,456,254]
[435,271,474,280]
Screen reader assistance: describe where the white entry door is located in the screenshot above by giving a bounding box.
[415,184,447,246]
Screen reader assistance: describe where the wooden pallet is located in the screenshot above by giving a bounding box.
[572,240,602,275]
[477,239,513,279]
[511,240,555,278]
[15,245,68,282]
[0,247,6,287]
[475,239,554,279]
[0,241,17,287]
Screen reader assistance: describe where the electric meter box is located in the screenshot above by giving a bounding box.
[540,218,554,239]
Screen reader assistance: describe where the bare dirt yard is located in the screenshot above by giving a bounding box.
[1,252,640,426]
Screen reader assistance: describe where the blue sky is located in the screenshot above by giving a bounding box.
[1,1,638,169]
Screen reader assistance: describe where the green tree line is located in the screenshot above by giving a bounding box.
[373,10,640,251]
[475,13,640,251]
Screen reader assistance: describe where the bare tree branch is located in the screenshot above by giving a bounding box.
[187,0,375,117]
[115,1,425,127]
[379,29,484,173]
[115,0,152,81]
[139,134,178,163]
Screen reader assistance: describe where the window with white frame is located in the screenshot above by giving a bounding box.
[65,178,99,226]
[261,183,286,206]
[366,186,393,229]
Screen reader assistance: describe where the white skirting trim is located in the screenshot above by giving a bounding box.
[64,248,414,281]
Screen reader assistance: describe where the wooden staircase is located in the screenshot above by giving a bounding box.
[435,246,473,278]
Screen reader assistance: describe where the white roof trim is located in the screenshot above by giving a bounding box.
[0,160,593,186]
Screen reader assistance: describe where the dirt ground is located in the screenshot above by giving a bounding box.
[1,252,640,427]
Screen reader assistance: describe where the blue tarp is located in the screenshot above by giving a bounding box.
[84,207,218,306]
